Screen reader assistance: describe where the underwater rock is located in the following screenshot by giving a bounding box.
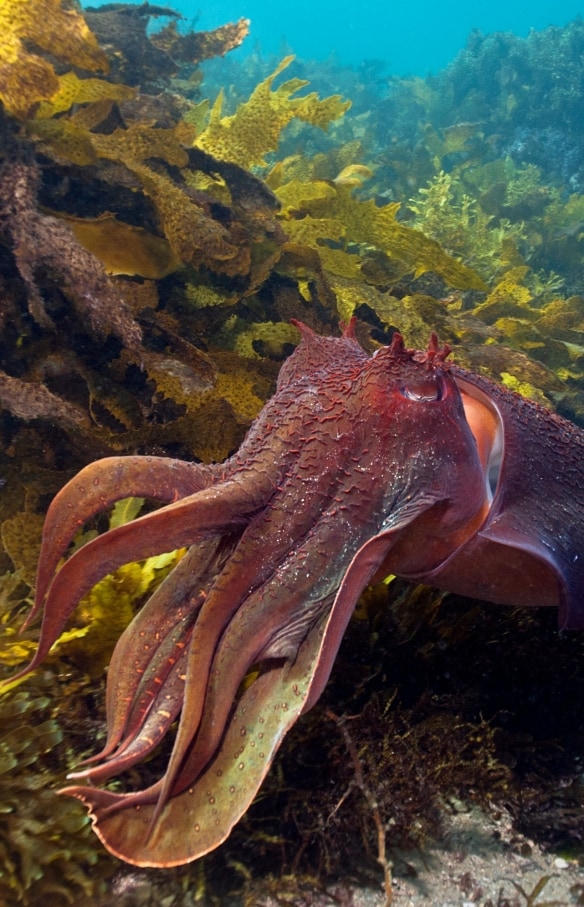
[505,126,584,194]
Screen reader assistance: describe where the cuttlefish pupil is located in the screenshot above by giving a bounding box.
[400,376,444,402]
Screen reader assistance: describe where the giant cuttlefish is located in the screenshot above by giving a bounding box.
[10,321,584,866]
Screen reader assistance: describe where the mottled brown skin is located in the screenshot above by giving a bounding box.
[10,321,584,867]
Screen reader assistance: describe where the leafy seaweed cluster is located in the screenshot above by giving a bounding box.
[270,161,486,289]
[0,0,107,119]
[407,169,527,281]
[0,680,114,906]
[0,566,114,904]
[0,497,189,905]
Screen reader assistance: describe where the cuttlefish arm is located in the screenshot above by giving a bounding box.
[13,469,273,679]
[29,455,220,629]
[61,490,447,867]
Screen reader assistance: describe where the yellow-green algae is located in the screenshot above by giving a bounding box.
[195,56,352,170]
[0,499,186,905]
[0,0,107,118]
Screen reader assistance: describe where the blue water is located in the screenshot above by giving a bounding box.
[86,0,583,75]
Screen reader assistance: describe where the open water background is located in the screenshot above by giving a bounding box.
[86,0,583,74]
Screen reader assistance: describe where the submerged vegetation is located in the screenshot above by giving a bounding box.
[1,1,584,903]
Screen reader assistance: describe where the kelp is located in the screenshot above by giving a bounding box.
[275,175,488,290]
[230,320,301,360]
[150,16,251,65]
[54,213,180,279]
[83,3,249,87]
[0,513,45,589]
[195,56,351,169]
[0,0,107,118]
[35,72,136,119]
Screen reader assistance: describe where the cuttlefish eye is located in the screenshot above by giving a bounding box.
[400,376,444,402]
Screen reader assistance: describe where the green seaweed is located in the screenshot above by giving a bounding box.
[408,169,527,281]
[0,684,112,906]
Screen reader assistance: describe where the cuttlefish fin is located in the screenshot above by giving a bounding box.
[478,520,574,624]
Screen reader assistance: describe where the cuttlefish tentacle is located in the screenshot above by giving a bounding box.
[30,456,220,629]
[75,534,241,775]
[14,472,279,680]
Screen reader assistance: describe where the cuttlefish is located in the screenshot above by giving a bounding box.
[10,320,584,866]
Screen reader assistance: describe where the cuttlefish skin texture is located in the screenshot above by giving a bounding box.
[12,321,584,867]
